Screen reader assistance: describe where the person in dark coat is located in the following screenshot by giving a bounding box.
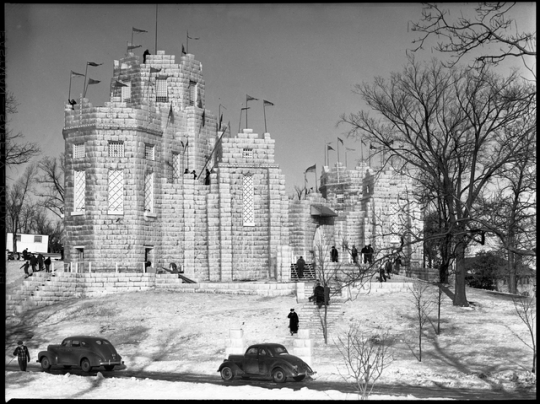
[29,254,37,273]
[366,244,374,264]
[330,246,339,263]
[20,260,31,278]
[379,264,387,282]
[314,282,325,308]
[37,254,44,271]
[205,169,211,185]
[351,245,358,264]
[324,285,330,306]
[143,49,150,64]
[22,248,29,260]
[394,255,402,274]
[13,340,30,371]
[385,259,393,279]
[361,245,369,264]
[287,309,299,336]
[296,256,306,279]
[44,256,52,272]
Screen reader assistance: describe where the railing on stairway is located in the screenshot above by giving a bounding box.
[290,263,317,281]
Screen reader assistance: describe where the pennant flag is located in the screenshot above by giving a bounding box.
[263,100,274,106]
[370,144,377,150]
[114,80,128,87]
[168,104,174,124]
[182,44,186,55]
[87,62,102,66]
[150,67,162,73]
[305,164,316,173]
[327,145,335,151]
[338,137,344,145]
[187,32,199,40]
[346,147,356,151]
[246,94,258,102]
[202,110,206,126]
[87,78,100,85]
[133,27,148,33]
[71,71,85,77]
[128,44,142,50]
[241,107,250,111]
[219,114,223,130]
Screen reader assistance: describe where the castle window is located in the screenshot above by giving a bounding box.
[145,172,154,212]
[172,152,181,183]
[16,235,21,242]
[74,170,86,212]
[34,236,42,243]
[242,174,255,227]
[145,144,155,160]
[108,169,124,214]
[108,141,124,157]
[243,148,253,159]
[121,81,131,102]
[188,81,197,106]
[73,143,85,159]
[156,78,168,103]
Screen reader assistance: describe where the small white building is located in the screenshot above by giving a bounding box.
[6,233,49,254]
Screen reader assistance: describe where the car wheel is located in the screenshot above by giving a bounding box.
[293,375,306,382]
[63,365,72,369]
[81,358,92,373]
[272,368,287,383]
[40,357,51,371]
[104,365,115,371]
[220,366,235,381]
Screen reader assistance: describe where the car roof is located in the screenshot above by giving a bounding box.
[63,336,109,342]
[248,343,286,349]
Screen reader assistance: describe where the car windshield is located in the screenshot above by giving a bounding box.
[274,346,288,355]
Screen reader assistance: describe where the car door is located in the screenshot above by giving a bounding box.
[67,339,82,365]
[57,340,72,364]
[257,347,270,375]
[243,347,259,375]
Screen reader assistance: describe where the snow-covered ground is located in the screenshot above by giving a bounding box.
[5,261,536,400]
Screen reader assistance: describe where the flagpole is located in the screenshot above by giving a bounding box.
[314,166,317,193]
[155,5,158,54]
[263,103,267,133]
[83,64,89,97]
[68,74,73,102]
[239,107,243,134]
[245,97,248,129]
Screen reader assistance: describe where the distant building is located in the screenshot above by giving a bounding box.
[6,233,49,254]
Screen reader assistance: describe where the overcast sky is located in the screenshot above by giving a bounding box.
[5,3,535,193]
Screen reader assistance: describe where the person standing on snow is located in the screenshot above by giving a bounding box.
[287,309,299,336]
[13,341,30,372]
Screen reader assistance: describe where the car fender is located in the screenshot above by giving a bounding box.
[217,360,244,375]
[37,351,55,364]
[77,352,102,367]
[270,360,297,376]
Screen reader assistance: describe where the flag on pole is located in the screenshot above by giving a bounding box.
[338,137,344,145]
[87,78,100,85]
[150,67,162,73]
[182,44,186,55]
[246,95,258,102]
[168,104,174,124]
[219,114,223,130]
[71,71,85,77]
[346,147,355,151]
[187,32,199,40]
[87,62,102,67]
[128,44,142,50]
[263,100,274,106]
[114,80,128,87]
[327,145,335,151]
[202,109,205,127]
[133,27,148,33]
[304,164,316,173]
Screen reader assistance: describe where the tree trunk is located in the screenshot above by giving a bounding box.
[508,250,517,294]
[453,241,469,307]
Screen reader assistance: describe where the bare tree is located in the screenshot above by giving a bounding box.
[512,296,536,374]
[293,184,308,200]
[5,92,41,166]
[6,164,37,252]
[411,2,536,76]
[340,58,536,306]
[408,280,436,362]
[36,153,65,219]
[335,323,393,400]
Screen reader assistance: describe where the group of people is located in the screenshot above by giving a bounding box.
[378,255,403,282]
[309,281,330,308]
[20,249,52,278]
[329,244,374,264]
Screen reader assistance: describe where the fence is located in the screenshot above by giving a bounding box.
[59,261,153,274]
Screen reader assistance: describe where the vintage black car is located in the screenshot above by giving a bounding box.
[218,343,315,383]
[37,336,123,372]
